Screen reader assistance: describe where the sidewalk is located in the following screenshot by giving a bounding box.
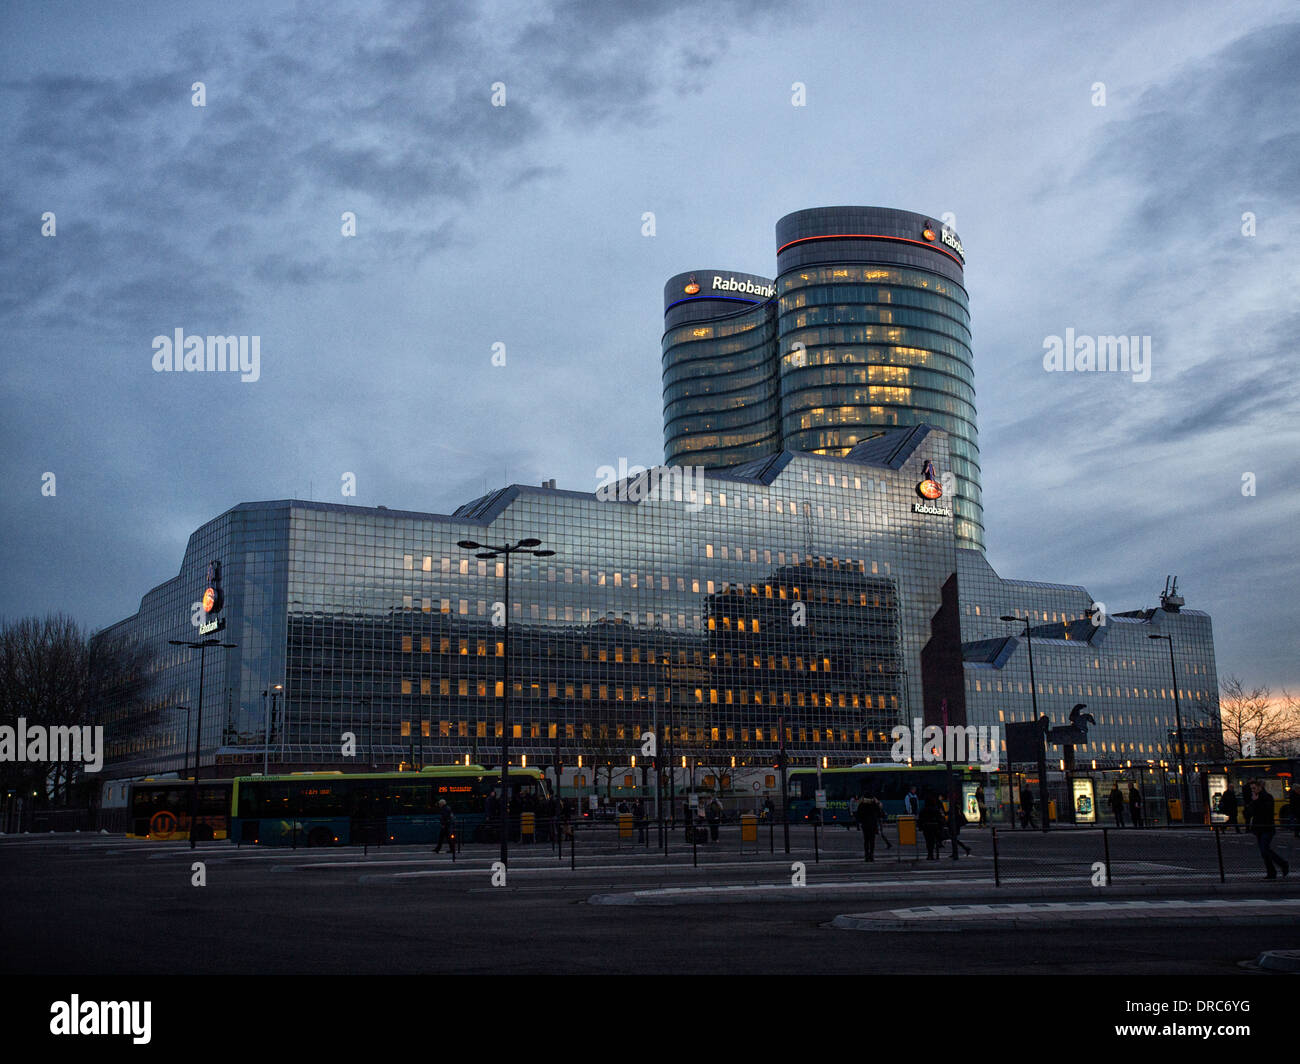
[829,897,1300,931]
[586,876,1300,906]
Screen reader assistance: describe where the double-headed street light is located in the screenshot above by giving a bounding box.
[169,637,237,849]
[1149,633,1192,818]
[1000,615,1049,833]
[458,537,555,868]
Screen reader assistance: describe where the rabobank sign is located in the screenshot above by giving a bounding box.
[711,275,775,299]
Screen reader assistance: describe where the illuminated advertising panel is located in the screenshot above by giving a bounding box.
[1072,778,1096,823]
[1208,773,1228,822]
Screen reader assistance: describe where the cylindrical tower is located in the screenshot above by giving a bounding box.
[662,270,779,469]
[774,207,983,549]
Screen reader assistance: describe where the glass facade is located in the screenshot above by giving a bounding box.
[662,208,984,550]
[662,270,779,468]
[95,436,1219,785]
[95,429,975,779]
[958,549,1222,767]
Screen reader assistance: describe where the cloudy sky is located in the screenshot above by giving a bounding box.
[2,0,1297,694]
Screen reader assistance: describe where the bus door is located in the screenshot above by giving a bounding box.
[350,783,386,847]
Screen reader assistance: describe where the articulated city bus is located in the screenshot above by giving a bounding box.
[787,763,986,823]
[230,766,549,846]
[127,779,233,840]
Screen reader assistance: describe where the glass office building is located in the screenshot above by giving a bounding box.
[94,427,1218,786]
[662,270,779,469]
[958,549,1222,766]
[96,426,970,780]
[93,205,1219,797]
[664,207,984,551]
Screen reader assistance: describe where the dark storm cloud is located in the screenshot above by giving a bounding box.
[0,0,797,635]
[1145,314,1300,445]
[0,0,784,336]
[999,22,1300,460]
[1087,23,1300,236]
[513,0,784,118]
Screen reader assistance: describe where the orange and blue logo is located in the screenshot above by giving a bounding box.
[684,274,700,295]
[917,460,943,499]
[203,560,223,613]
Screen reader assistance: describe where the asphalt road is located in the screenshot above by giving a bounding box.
[2,825,1298,976]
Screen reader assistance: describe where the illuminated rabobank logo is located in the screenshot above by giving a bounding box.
[922,222,964,261]
[711,275,775,298]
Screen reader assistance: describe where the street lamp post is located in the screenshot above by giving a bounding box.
[1001,615,1049,833]
[176,705,191,776]
[458,536,554,868]
[357,697,374,769]
[1149,633,1192,819]
[778,714,790,854]
[261,684,283,775]
[169,638,237,849]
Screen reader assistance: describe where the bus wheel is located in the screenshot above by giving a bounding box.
[307,827,332,848]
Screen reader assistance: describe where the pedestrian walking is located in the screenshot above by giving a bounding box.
[919,792,944,860]
[848,794,860,831]
[706,796,722,841]
[433,799,455,854]
[1019,784,1036,829]
[903,785,920,818]
[634,797,647,843]
[1128,783,1144,828]
[855,793,882,861]
[1107,784,1126,828]
[1246,780,1290,879]
[949,789,972,856]
[1218,786,1240,833]
[974,784,987,827]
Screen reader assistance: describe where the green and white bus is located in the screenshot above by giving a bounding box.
[787,763,986,823]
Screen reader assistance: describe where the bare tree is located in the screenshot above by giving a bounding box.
[1215,675,1300,759]
[575,727,638,807]
[694,755,738,809]
[0,615,151,807]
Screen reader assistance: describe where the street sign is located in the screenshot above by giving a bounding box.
[752,781,761,792]
[815,789,827,809]
[1006,720,1046,764]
